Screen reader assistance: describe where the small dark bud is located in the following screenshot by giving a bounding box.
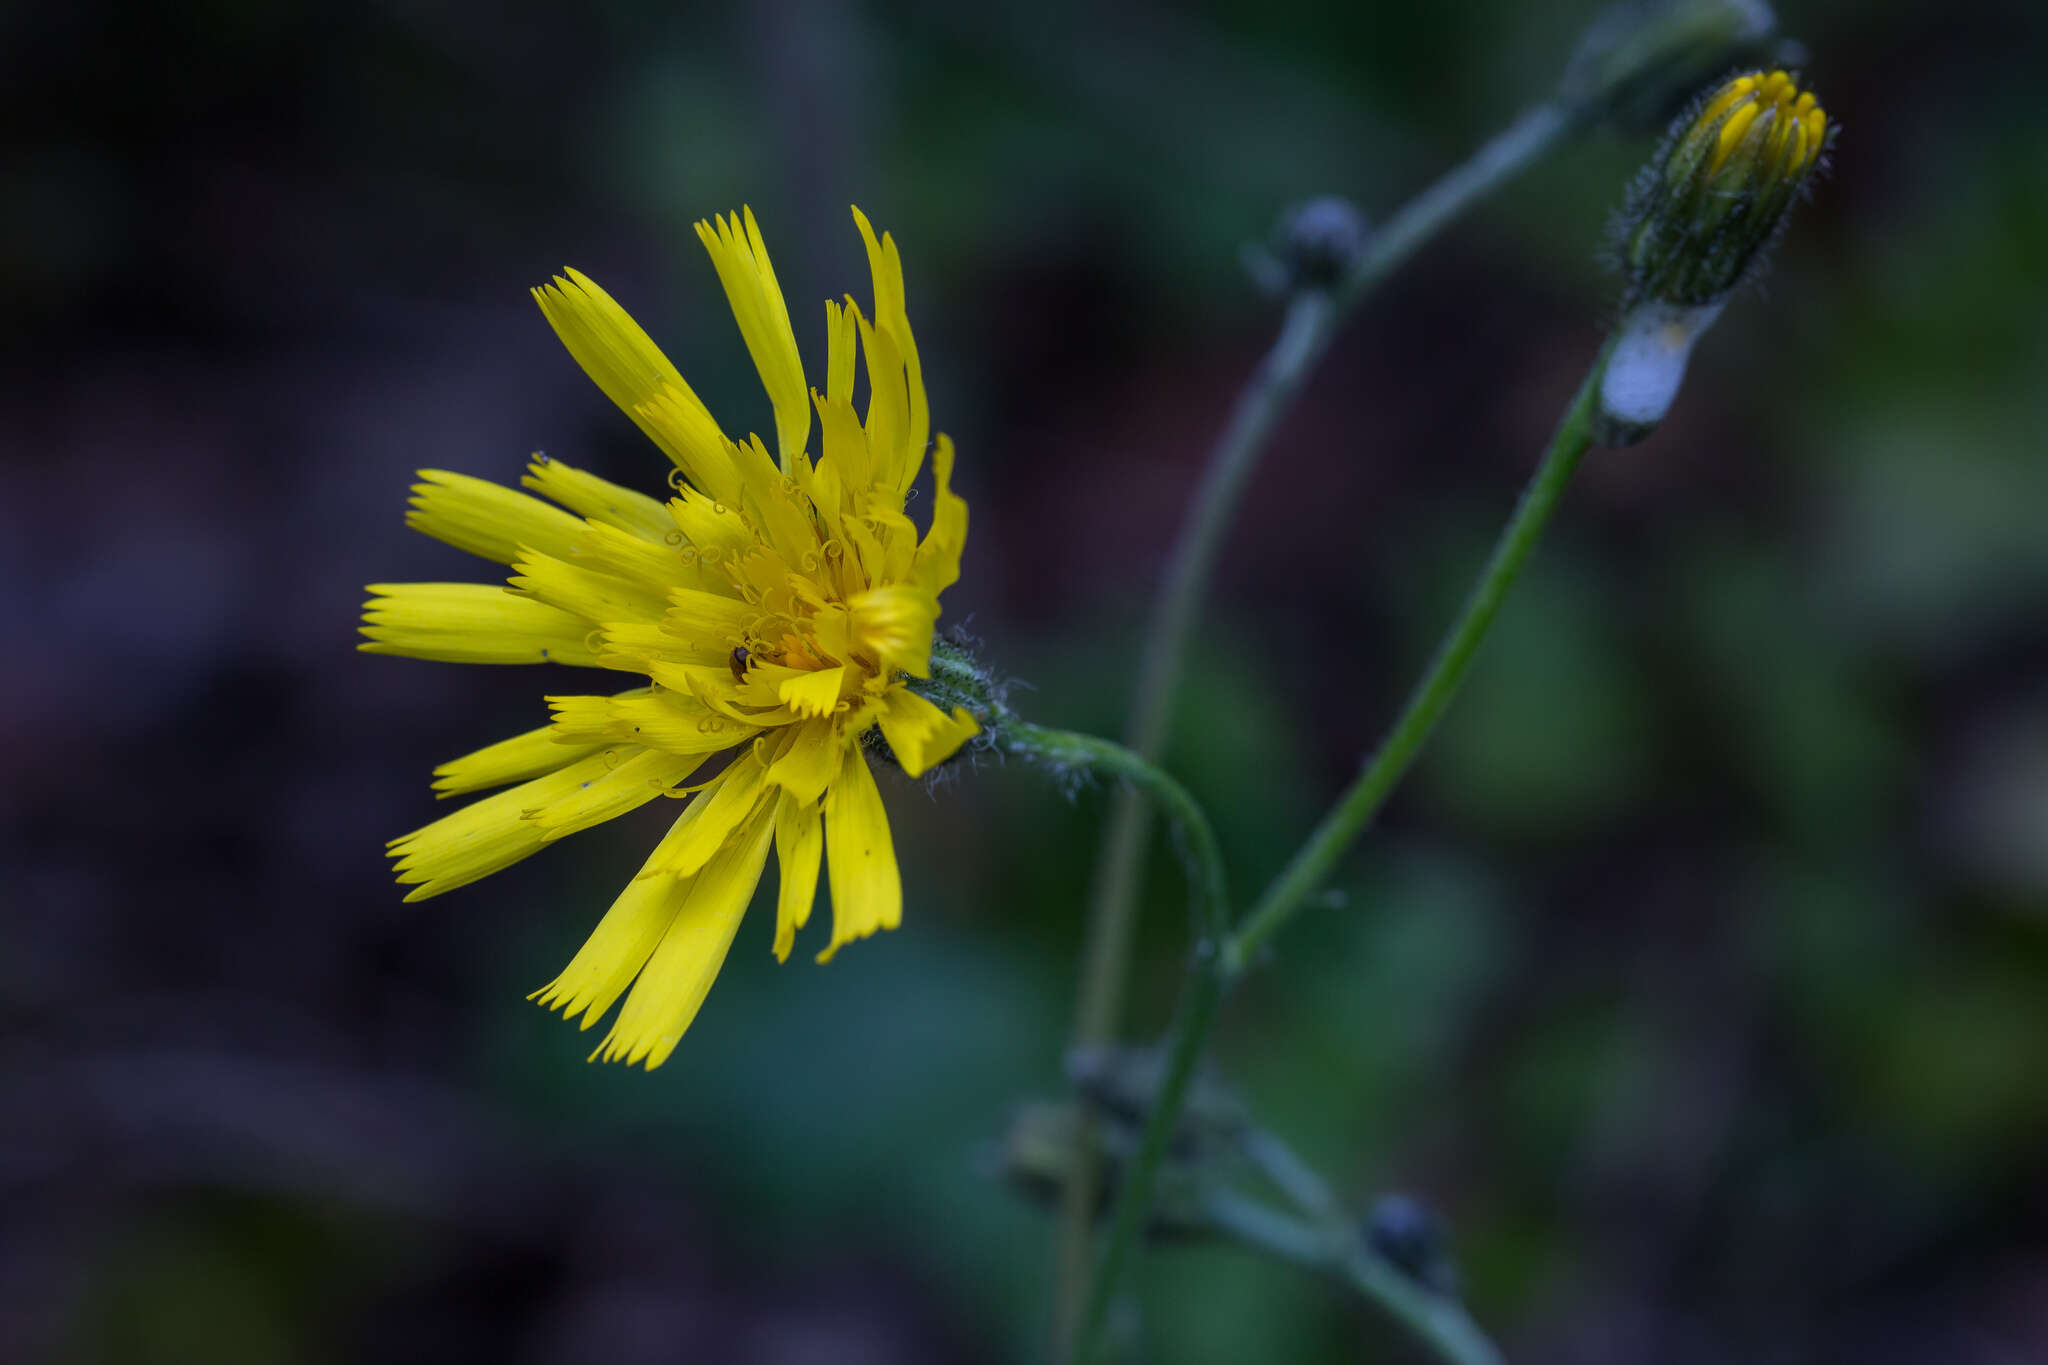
[1067,1044,1248,1159]
[990,1101,1214,1240]
[1364,1192,1459,1295]
[1275,196,1369,291]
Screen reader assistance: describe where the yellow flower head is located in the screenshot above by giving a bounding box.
[1620,69,1831,306]
[361,207,977,1069]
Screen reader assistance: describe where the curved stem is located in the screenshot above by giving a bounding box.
[1222,342,1609,976]
[1057,98,1577,1348]
[1074,340,1613,1364]
[1000,723,1229,947]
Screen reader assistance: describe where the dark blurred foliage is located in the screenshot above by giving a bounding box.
[5,1,2047,1361]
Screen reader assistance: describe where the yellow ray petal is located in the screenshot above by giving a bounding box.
[562,517,702,594]
[648,748,773,879]
[531,792,761,1033]
[520,454,674,543]
[772,789,823,962]
[406,469,586,566]
[388,750,619,899]
[818,745,900,962]
[695,207,811,467]
[508,550,670,625]
[813,390,874,494]
[875,688,979,778]
[854,308,908,493]
[765,717,841,804]
[850,584,938,677]
[523,747,707,843]
[779,665,847,719]
[662,587,754,649]
[597,809,778,1067]
[912,434,968,598]
[431,724,604,798]
[850,207,929,478]
[823,297,858,404]
[531,270,729,475]
[359,583,600,666]
[599,690,761,755]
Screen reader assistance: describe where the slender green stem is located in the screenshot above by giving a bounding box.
[1223,342,1609,976]
[1075,341,1613,1364]
[1200,1189,1505,1365]
[1072,287,1331,1048]
[1056,101,1578,1348]
[1335,101,1576,313]
[1000,723,1229,947]
[1198,1186,1333,1269]
[1239,1126,1340,1222]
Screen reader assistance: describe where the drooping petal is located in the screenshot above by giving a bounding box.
[528,803,718,1029]
[764,717,841,804]
[359,584,600,666]
[875,688,979,778]
[818,745,901,962]
[597,809,778,1068]
[772,790,823,962]
[695,207,811,467]
[648,747,773,879]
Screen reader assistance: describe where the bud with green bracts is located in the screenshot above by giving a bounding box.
[1596,69,1832,445]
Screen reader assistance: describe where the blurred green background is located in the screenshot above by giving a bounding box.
[5,1,2047,1361]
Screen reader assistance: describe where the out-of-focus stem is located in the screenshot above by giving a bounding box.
[1055,97,1578,1353]
[1221,343,1608,976]
[1075,340,1612,1365]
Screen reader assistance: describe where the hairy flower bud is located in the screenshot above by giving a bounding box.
[1596,68,1831,445]
[1621,68,1830,308]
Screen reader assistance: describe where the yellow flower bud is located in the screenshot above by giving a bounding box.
[1596,69,1833,445]
[1621,69,1831,307]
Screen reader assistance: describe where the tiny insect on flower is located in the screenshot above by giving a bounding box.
[361,207,978,1068]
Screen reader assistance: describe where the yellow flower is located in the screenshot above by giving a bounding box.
[361,207,978,1068]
